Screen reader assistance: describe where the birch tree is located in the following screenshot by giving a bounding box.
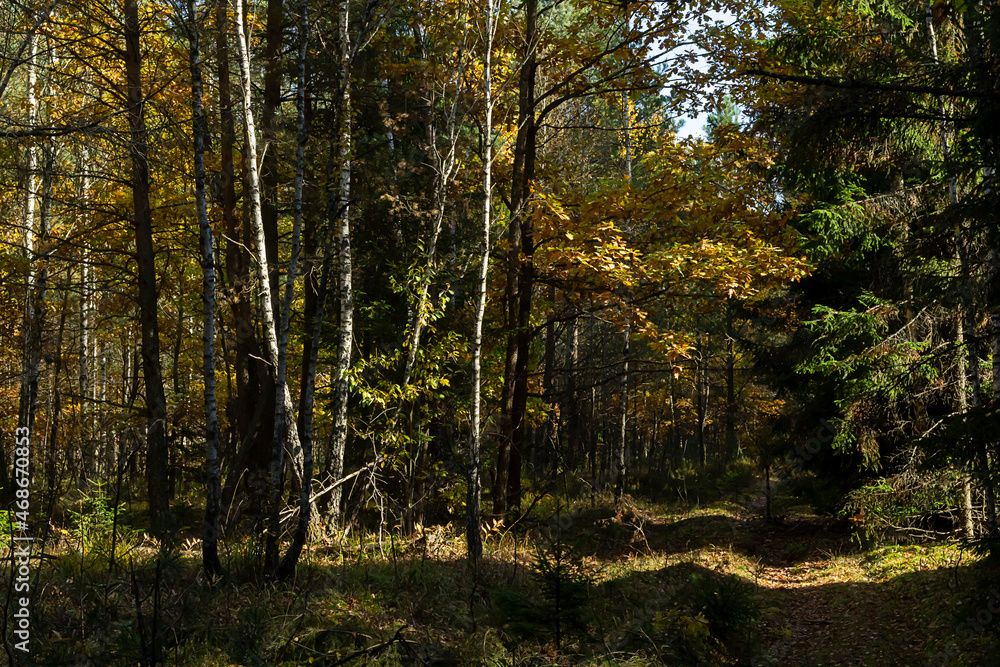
[273,0,313,577]
[183,0,223,577]
[231,0,306,566]
[17,25,39,441]
[326,0,354,531]
[467,0,496,565]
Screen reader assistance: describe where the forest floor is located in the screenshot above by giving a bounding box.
[21,475,1000,666]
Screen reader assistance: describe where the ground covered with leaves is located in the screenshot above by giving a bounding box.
[11,479,1000,665]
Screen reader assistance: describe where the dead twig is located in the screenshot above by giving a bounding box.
[324,624,408,665]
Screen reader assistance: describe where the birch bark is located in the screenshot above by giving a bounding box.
[17,28,38,448]
[274,0,314,576]
[467,0,495,565]
[326,0,354,530]
[232,0,304,562]
[186,0,223,577]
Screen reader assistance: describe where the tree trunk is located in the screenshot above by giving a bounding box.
[926,0,975,541]
[563,308,579,469]
[501,0,538,518]
[589,385,597,505]
[665,367,678,471]
[217,0,272,521]
[725,308,737,462]
[77,145,92,491]
[540,286,557,474]
[271,0,312,574]
[278,247,329,577]
[326,0,355,531]
[42,159,61,511]
[467,0,494,564]
[15,28,39,505]
[125,0,172,534]
[260,0,284,318]
[958,228,997,540]
[616,328,629,502]
[697,340,709,468]
[232,0,305,564]
[214,0,248,464]
[615,90,633,502]
[186,0,223,577]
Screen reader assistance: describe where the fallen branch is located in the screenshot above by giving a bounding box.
[279,457,386,522]
[325,624,407,665]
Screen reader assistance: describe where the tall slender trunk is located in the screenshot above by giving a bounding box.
[16,28,39,500]
[217,0,272,517]
[615,91,632,502]
[278,248,330,577]
[589,384,597,504]
[260,0,284,318]
[327,0,354,531]
[40,156,60,510]
[541,285,557,474]
[48,279,69,513]
[666,368,677,470]
[232,0,304,564]
[125,0,172,533]
[725,308,736,462]
[215,0,247,459]
[962,0,1000,548]
[501,0,538,517]
[186,0,223,577]
[563,309,579,469]
[696,339,709,468]
[926,0,975,540]
[958,228,997,538]
[616,330,629,501]
[77,145,91,490]
[957,313,975,538]
[468,0,494,563]
[271,0,312,574]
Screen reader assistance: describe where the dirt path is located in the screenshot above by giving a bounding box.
[596,503,966,664]
[745,516,939,666]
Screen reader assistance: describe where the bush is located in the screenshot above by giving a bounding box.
[64,481,142,572]
[690,572,760,645]
[494,525,591,650]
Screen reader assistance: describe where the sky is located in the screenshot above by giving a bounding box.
[672,9,736,139]
[677,110,710,139]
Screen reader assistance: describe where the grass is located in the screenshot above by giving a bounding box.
[11,478,1000,665]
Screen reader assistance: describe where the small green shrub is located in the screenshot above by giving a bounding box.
[690,572,760,644]
[495,525,591,650]
[65,481,141,571]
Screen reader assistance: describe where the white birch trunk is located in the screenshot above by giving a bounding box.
[467,0,495,565]
[18,30,39,437]
[187,0,223,577]
[78,145,91,485]
[232,0,305,562]
[327,0,354,531]
[274,0,315,576]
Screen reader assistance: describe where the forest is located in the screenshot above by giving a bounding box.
[1,0,1000,663]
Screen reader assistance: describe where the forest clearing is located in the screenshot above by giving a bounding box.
[1,0,1000,663]
[24,474,1000,665]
